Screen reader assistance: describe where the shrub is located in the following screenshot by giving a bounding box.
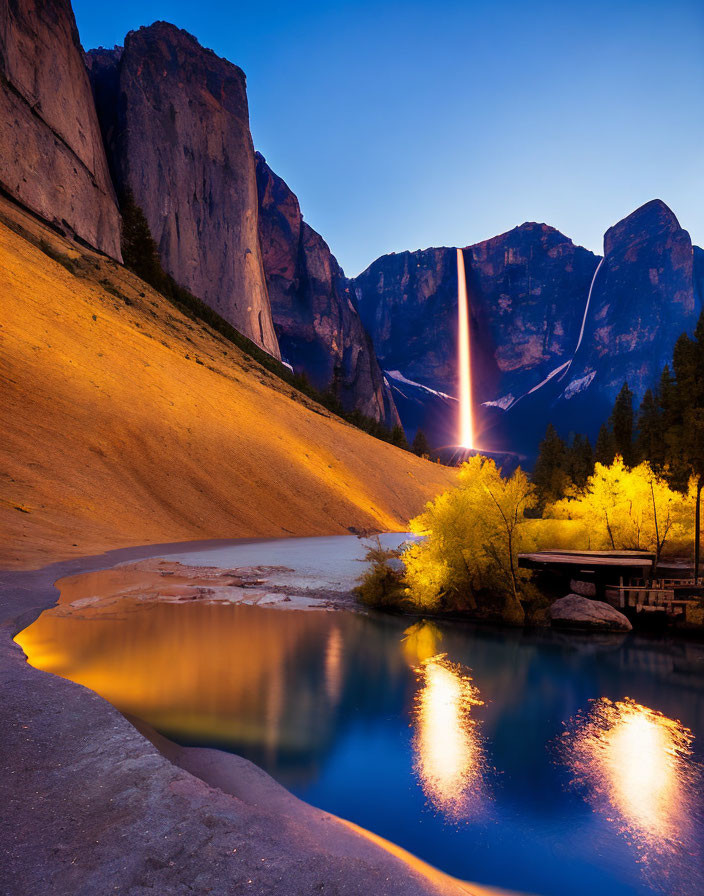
[354,537,408,610]
[404,455,537,624]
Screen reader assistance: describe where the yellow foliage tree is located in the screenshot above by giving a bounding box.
[404,455,536,624]
[551,457,690,566]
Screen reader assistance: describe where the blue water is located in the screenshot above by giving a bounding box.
[162,610,704,896]
[23,537,704,896]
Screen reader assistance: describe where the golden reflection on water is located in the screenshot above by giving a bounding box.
[560,698,700,860]
[402,621,443,666]
[324,626,344,704]
[14,598,345,760]
[412,653,487,820]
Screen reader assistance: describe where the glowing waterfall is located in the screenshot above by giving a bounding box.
[456,248,474,448]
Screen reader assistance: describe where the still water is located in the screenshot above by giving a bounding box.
[17,541,704,896]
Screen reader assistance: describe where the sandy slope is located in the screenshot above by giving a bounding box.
[0,198,454,569]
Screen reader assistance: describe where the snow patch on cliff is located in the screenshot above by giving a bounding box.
[385,370,456,401]
[482,394,516,411]
[562,371,596,400]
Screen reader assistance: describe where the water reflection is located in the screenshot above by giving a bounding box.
[559,698,701,872]
[402,620,443,666]
[15,568,704,896]
[412,653,488,820]
[324,626,344,704]
[15,599,359,770]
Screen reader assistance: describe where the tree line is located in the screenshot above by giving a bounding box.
[120,190,437,454]
[533,311,704,569]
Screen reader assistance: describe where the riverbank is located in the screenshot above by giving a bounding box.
[1,539,523,896]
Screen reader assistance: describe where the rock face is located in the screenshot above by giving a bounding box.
[353,224,598,446]
[353,202,703,458]
[504,201,704,459]
[549,595,632,632]
[356,225,597,399]
[87,23,279,357]
[559,200,701,403]
[256,154,398,426]
[0,0,121,258]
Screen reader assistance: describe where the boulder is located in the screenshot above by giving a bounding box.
[87,23,279,357]
[0,0,121,258]
[570,579,597,597]
[549,594,632,632]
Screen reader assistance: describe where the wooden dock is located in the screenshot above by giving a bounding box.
[609,577,702,618]
[518,550,702,620]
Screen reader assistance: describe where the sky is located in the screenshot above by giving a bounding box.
[72,0,704,276]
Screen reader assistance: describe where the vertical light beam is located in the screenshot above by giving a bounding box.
[457,248,474,449]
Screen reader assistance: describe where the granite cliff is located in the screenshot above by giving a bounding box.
[560,200,700,402]
[494,200,704,459]
[87,23,279,356]
[353,224,599,449]
[0,0,121,258]
[256,154,398,427]
[352,203,703,459]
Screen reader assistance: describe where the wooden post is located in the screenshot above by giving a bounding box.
[695,475,703,584]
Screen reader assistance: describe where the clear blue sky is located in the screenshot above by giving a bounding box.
[73,0,704,276]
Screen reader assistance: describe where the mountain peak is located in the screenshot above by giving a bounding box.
[604,199,683,256]
[120,21,247,80]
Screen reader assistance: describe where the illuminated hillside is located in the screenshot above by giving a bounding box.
[0,198,454,569]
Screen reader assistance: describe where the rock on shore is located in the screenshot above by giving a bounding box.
[549,594,632,632]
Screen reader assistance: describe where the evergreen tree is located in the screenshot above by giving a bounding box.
[610,382,635,465]
[659,364,679,424]
[532,424,568,507]
[595,423,616,466]
[566,433,594,488]
[670,319,704,573]
[412,429,431,457]
[658,364,683,474]
[636,388,663,467]
[120,189,171,294]
[391,424,410,450]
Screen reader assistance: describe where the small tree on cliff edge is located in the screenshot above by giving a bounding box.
[412,429,431,457]
[120,189,171,295]
[391,424,410,450]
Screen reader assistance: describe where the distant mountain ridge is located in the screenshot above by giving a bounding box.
[352,201,703,460]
